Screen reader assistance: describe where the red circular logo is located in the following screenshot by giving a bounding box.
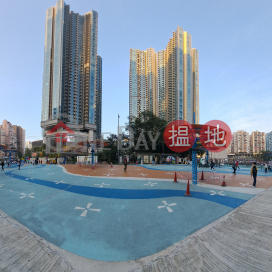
[163,120,196,153]
[199,120,232,153]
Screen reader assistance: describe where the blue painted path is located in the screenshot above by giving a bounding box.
[0,165,256,261]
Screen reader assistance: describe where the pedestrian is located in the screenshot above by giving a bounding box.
[1,161,4,171]
[7,161,9,167]
[232,161,236,175]
[18,161,21,170]
[250,162,258,188]
[210,160,215,170]
[123,156,128,172]
[236,160,240,169]
[261,164,263,170]
[55,157,58,165]
[264,163,268,173]
[152,156,155,166]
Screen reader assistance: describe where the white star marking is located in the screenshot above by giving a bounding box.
[165,172,174,175]
[95,183,110,188]
[144,182,157,187]
[75,203,101,216]
[103,173,114,177]
[20,193,35,199]
[158,200,177,212]
[210,191,225,196]
[55,180,66,184]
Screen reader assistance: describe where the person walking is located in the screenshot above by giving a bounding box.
[152,156,155,166]
[55,157,58,165]
[232,161,236,175]
[250,162,258,188]
[236,160,240,169]
[123,156,128,172]
[210,160,215,171]
[264,163,268,173]
[1,161,4,171]
[18,160,21,170]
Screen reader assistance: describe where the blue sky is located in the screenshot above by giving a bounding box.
[0,0,271,141]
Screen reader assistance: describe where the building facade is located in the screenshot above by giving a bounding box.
[0,120,17,148]
[251,131,266,155]
[13,125,25,155]
[41,0,102,141]
[129,27,199,124]
[25,141,32,150]
[232,130,251,155]
[129,48,158,118]
[95,55,102,140]
[266,132,272,151]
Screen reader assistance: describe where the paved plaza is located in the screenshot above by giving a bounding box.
[0,163,272,271]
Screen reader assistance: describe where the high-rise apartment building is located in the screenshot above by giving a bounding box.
[129,48,158,118]
[0,120,17,148]
[251,131,266,154]
[96,55,102,140]
[232,130,250,155]
[41,0,102,140]
[13,125,25,155]
[25,141,32,150]
[0,128,5,146]
[265,132,272,151]
[129,27,199,124]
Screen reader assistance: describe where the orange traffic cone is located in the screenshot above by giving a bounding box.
[221,175,227,187]
[111,162,113,168]
[184,180,191,196]
[79,162,81,167]
[92,164,94,169]
[174,172,177,182]
[200,170,204,181]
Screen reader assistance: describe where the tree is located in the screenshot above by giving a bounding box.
[18,151,22,159]
[127,111,167,154]
[24,148,32,158]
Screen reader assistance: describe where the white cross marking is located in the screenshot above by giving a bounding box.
[138,173,148,176]
[144,182,157,187]
[55,180,66,184]
[158,200,177,212]
[165,172,174,175]
[75,203,101,216]
[0,184,4,187]
[20,193,35,199]
[103,173,114,177]
[210,191,225,196]
[95,183,110,188]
